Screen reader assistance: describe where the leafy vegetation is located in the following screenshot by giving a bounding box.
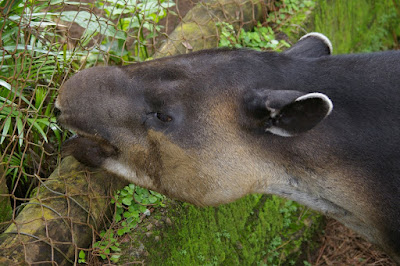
[80,184,165,263]
[217,22,291,51]
[217,0,315,50]
[1,0,68,196]
[267,0,315,26]
[0,0,172,200]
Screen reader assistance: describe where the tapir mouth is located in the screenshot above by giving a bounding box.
[55,105,119,161]
[61,132,119,168]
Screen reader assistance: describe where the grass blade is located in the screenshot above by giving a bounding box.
[1,116,11,144]
[16,116,24,147]
[27,118,49,142]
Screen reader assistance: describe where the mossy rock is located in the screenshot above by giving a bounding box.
[121,196,321,265]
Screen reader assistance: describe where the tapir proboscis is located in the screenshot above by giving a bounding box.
[56,33,400,263]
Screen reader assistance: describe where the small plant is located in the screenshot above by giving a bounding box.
[92,184,164,263]
[78,250,87,264]
[267,0,315,25]
[217,22,290,51]
[93,230,122,263]
[197,253,206,262]
[215,230,231,243]
[217,0,316,51]
[260,199,319,264]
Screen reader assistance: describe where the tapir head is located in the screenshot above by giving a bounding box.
[56,33,333,206]
[57,33,400,262]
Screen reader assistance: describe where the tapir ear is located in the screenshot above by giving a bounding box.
[283,32,333,58]
[242,90,333,137]
[265,92,333,136]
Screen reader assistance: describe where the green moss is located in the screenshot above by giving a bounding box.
[0,196,12,229]
[311,0,400,53]
[144,195,321,265]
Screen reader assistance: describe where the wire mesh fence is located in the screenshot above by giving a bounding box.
[0,0,398,264]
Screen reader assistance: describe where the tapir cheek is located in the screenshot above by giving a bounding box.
[133,130,212,203]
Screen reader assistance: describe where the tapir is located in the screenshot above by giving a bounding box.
[56,33,400,263]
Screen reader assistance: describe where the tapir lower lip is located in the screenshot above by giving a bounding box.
[61,133,119,160]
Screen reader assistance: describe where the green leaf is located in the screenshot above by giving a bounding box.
[0,116,11,144]
[110,254,121,262]
[139,205,147,213]
[115,213,122,222]
[110,245,120,252]
[1,0,24,16]
[27,118,48,142]
[0,79,11,90]
[128,204,139,212]
[124,209,139,218]
[16,116,24,147]
[121,197,132,206]
[117,228,126,236]
[148,195,158,203]
[0,80,35,109]
[60,11,125,40]
[79,250,86,259]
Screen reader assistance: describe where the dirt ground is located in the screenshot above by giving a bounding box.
[308,218,396,265]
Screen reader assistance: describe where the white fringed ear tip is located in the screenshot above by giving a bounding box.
[299,32,333,55]
[295,92,333,116]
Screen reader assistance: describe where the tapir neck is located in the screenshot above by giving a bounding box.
[259,51,400,261]
[290,51,400,96]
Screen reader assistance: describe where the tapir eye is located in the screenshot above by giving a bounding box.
[155,112,173,123]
